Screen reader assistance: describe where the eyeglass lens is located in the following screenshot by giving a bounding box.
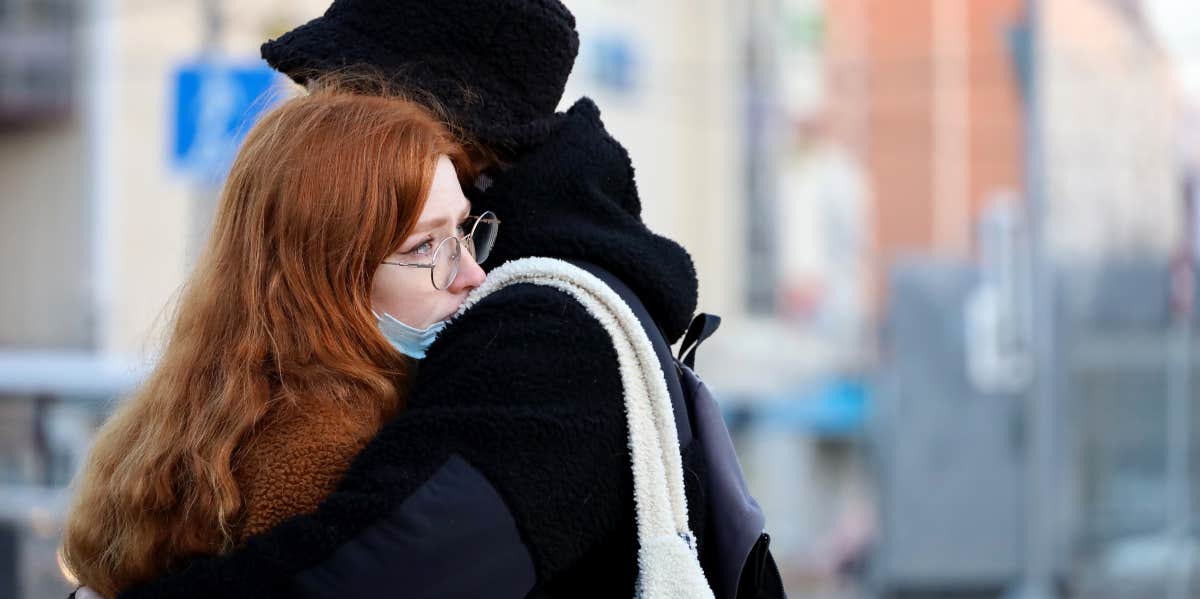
[432,236,461,290]
[467,214,498,264]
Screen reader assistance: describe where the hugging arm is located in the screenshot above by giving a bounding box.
[291,282,638,598]
[118,283,635,599]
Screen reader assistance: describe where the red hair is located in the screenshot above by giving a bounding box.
[61,77,472,597]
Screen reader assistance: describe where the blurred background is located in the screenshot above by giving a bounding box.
[1,0,1199,597]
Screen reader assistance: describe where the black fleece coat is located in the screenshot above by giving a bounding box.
[113,98,711,599]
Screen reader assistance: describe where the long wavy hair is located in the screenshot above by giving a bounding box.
[60,76,472,597]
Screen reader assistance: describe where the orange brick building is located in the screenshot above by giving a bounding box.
[824,0,1026,311]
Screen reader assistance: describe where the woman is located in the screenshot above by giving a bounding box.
[60,78,497,598]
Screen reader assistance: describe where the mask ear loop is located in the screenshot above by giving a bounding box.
[372,308,409,327]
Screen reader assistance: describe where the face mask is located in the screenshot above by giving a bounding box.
[374,310,448,360]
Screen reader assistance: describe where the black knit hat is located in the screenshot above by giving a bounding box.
[261,0,579,151]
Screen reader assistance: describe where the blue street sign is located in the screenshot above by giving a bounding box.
[589,32,639,94]
[172,58,281,184]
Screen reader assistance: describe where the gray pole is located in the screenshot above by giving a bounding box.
[1008,0,1058,596]
[1166,292,1193,599]
[203,0,222,55]
[743,0,778,314]
[1166,180,1196,599]
[84,0,118,353]
[188,0,225,263]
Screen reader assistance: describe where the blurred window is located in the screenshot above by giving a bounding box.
[0,0,75,128]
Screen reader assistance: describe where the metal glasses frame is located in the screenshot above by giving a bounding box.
[380,211,500,290]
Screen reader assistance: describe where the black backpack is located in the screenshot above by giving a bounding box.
[569,261,787,599]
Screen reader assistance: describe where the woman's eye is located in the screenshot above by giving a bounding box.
[409,239,434,256]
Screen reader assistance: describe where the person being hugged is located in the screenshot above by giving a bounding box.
[60,77,496,598]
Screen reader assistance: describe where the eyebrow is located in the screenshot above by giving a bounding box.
[411,204,472,235]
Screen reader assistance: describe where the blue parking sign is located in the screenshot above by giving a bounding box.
[172,59,281,184]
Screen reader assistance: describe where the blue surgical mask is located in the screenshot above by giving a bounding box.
[374,310,448,360]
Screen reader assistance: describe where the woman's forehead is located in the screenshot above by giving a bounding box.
[414,157,470,228]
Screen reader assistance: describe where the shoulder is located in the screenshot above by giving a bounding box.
[411,281,623,410]
[117,283,638,599]
[451,282,605,343]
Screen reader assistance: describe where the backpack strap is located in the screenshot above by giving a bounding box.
[458,257,715,599]
[547,263,775,599]
[678,314,722,369]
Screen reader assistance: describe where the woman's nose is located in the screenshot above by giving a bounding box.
[449,250,487,293]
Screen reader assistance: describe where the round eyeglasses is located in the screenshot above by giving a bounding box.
[381,211,500,290]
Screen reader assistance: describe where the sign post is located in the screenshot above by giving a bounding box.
[1167,176,1197,599]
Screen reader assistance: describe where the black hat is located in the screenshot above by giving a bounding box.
[261,0,579,151]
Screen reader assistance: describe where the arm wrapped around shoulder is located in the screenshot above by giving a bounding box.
[118,284,638,599]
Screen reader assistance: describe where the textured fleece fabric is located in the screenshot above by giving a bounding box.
[231,399,384,543]
[115,100,707,599]
[469,98,699,343]
[261,0,579,151]
[461,257,714,599]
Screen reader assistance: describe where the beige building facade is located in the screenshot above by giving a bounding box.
[1040,0,1182,259]
[560,0,748,320]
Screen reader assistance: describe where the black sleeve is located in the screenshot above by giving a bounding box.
[304,282,638,596]
[298,282,638,599]
[400,282,638,592]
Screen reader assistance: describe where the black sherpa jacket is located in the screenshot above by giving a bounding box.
[114,99,715,599]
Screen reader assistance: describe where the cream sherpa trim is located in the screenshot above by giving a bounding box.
[459,257,714,599]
